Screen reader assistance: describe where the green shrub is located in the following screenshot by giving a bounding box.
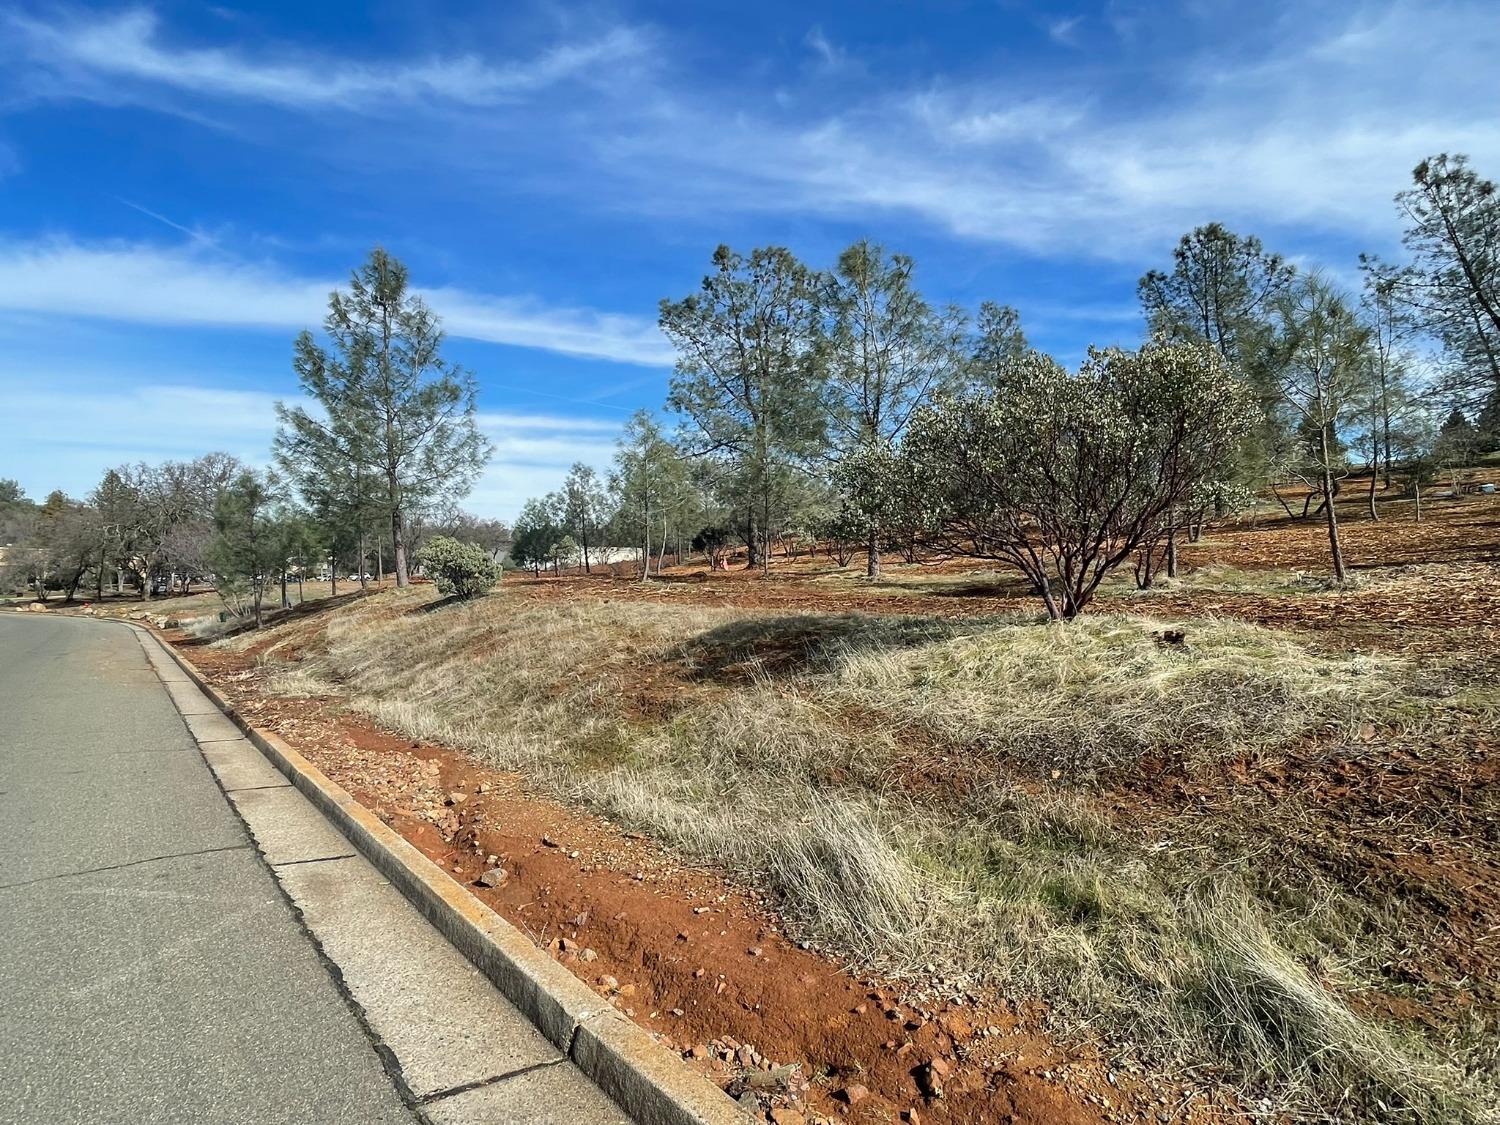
[416,536,500,600]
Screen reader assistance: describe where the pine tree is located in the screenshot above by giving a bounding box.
[661,245,825,574]
[609,412,690,580]
[557,463,607,574]
[1267,276,1371,584]
[208,470,286,629]
[1139,224,1294,542]
[820,241,966,577]
[1388,154,1500,406]
[276,249,491,589]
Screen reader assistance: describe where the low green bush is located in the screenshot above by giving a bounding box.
[416,535,500,600]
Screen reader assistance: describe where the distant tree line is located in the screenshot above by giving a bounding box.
[9,154,1500,621]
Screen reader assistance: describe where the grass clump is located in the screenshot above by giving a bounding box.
[832,615,1395,775]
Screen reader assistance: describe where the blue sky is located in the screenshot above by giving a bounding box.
[1,0,1496,518]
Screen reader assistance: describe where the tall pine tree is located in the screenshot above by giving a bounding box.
[276,249,491,587]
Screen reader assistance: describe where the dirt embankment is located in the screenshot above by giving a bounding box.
[186,638,1227,1125]
[157,491,1500,1125]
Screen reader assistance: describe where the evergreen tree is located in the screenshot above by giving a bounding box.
[1267,276,1371,583]
[896,341,1256,620]
[1475,387,1500,453]
[1387,154,1500,406]
[208,470,286,629]
[661,245,825,574]
[1436,408,1480,470]
[557,463,607,573]
[1357,270,1418,491]
[819,240,966,577]
[609,411,690,579]
[276,248,491,589]
[510,497,561,575]
[1139,223,1295,514]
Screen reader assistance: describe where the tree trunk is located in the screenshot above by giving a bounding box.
[1166,520,1178,579]
[280,569,289,609]
[761,497,771,577]
[1269,483,1296,519]
[1367,469,1379,521]
[1037,577,1063,622]
[866,526,881,579]
[1382,416,1393,488]
[745,511,759,572]
[1318,429,1347,583]
[1134,546,1157,590]
[391,500,409,587]
[641,497,651,582]
[1060,584,1083,620]
[358,532,368,592]
[1413,482,1422,523]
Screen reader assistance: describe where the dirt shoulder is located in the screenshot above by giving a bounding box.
[181,638,1228,1125]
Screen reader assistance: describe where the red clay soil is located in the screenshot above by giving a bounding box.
[183,643,1228,1125]
[1104,723,1500,1024]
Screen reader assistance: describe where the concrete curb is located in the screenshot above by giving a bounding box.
[125,622,749,1125]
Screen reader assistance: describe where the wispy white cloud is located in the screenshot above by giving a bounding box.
[1046,16,1083,47]
[475,411,621,433]
[0,239,672,366]
[8,1,1498,271]
[0,379,622,519]
[431,288,672,367]
[803,26,853,74]
[591,1,1500,260]
[6,7,650,111]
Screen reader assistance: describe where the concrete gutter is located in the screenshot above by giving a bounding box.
[125,621,750,1125]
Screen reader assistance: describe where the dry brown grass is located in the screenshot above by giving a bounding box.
[236,585,1494,1123]
[831,615,1396,775]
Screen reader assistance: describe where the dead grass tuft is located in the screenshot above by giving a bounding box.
[832,615,1396,775]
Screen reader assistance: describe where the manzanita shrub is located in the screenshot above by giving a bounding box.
[893,340,1258,621]
[416,535,501,600]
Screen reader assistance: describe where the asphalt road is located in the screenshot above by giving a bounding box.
[0,613,417,1124]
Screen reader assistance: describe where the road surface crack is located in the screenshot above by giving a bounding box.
[0,842,252,891]
[416,1057,569,1105]
[270,853,358,868]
